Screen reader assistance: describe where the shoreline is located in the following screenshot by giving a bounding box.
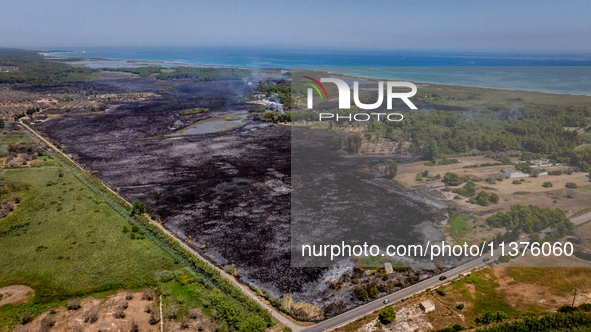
[43,53,591,97]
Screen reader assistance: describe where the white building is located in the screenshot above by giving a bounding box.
[419,300,435,313]
[498,169,529,178]
[384,263,393,274]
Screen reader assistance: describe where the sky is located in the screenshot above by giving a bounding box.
[1,0,590,53]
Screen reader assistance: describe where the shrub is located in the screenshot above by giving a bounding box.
[189,308,201,319]
[443,172,462,186]
[437,287,448,296]
[476,311,507,325]
[72,325,83,332]
[282,327,293,332]
[40,314,56,329]
[559,305,577,313]
[83,307,99,323]
[67,298,82,310]
[145,304,152,313]
[118,299,128,309]
[379,306,396,324]
[149,312,160,325]
[549,170,562,175]
[565,168,575,175]
[469,191,491,206]
[167,304,178,319]
[125,291,134,300]
[565,182,578,188]
[142,288,155,301]
[489,193,499,204]
[20,312,33,324]
[512,180,521,184]
[578,303,591,312]
[130,320,139,332]
[452,324,464,331]
[499,256,510,263]
[456,303,464,310]
[415,173,423,181]
[114,306,126,319]
[543,182,553,188]
[181,318,190,329]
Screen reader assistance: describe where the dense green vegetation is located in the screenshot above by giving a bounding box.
[294,103,591,168]
[379,306,396,324]
[179,108,208,115]
[473,311,591,332]
[154,67,250,82]
[486,205,573,235]
[257,81,291,109]
[104,66,163,77]
[0,49,96,84]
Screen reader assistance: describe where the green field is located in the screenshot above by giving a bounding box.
[448,214,472,242]
[0,130,34,157]
[0,156,179,326]
[0,128,272,331]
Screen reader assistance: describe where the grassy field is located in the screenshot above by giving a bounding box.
[448,214,472,242]
[0,130,34,157]
[0,156,179,326]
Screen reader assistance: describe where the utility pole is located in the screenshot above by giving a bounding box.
[572,289,579,307]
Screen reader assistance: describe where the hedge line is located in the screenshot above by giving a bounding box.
[474,311,591,332]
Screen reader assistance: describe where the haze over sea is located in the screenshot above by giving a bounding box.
[44,46,591,95]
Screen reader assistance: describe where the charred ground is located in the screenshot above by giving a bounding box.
[33,75,328,296]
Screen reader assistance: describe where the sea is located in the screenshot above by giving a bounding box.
[40,46,591,95]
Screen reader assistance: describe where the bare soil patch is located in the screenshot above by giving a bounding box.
[0,285,33,306]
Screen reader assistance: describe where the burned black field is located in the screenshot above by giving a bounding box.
[33,74,451,318]
[34,76,324,294]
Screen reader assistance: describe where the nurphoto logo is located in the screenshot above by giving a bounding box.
[305,77,417,122]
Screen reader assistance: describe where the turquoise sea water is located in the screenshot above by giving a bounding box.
[41,46,591,95]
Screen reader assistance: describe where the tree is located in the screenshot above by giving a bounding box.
[443,172,462,186]
[379,306,396,324]
[515,163,532,173]
[543,182,553,188]
[131,200,145,215]
[423,140,440,160]
[472,191,491,206]
[529,233,541,242]
[386,160,398,179]
[531,168,541,177]
[370,288,379,299]
[565,182,578,189]
[347,133,363,154]
[490,193,500,204]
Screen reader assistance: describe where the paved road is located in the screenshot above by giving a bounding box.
[304,254,492,332]
[304,212,591,332]
[18,121,303,331]
[571,212,591,225]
